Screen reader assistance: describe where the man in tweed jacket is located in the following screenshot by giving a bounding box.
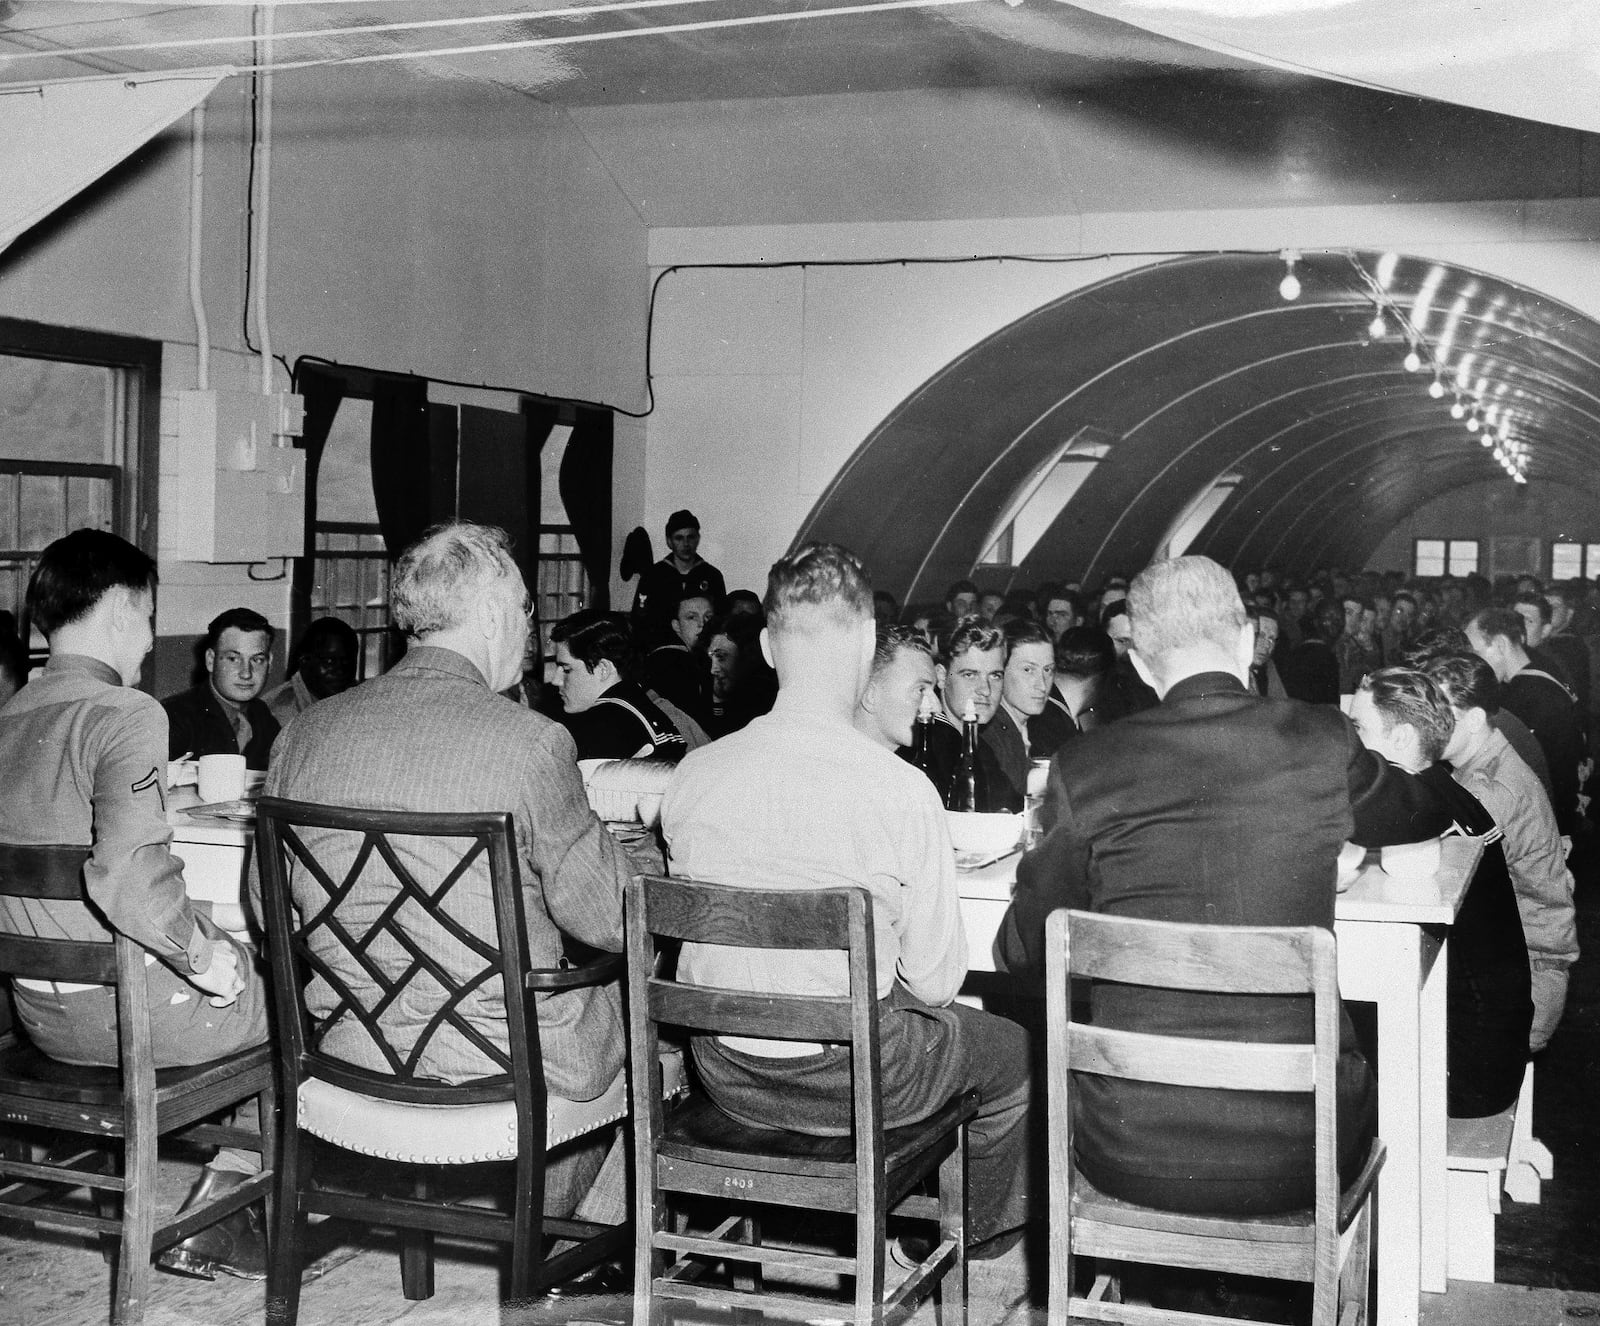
[263,521,633,1102]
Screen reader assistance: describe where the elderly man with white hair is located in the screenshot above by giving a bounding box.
[262,520,635,1286]
[1001,555,1450,1223]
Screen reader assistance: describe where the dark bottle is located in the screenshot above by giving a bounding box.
[909,690,938,780]
[947,701,987,812]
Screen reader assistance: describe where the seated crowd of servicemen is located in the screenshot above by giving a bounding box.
[0,518,1583,1312]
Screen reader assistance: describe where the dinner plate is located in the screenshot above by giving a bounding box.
[183,798,259,823]
[955,846,1020,872]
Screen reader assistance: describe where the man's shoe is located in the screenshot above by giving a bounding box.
[156,1169,268,1281]
[889,1231,938,1271]
[541,1260,631,1300]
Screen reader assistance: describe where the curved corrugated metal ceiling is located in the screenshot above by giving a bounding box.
[797,250,1600,601]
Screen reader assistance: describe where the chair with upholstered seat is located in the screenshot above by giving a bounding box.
[626,874,978,1326]
[1045,909,1384,1326]
[252,797,633,1322]
[0,842,276,1326]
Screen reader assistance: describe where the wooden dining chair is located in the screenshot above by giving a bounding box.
[253,797,632,1323]
[626,874,979,1326]
[1045,909,1384,1326]
[0,842,276,1326]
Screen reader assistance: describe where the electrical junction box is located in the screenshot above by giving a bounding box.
[171,389,306,563]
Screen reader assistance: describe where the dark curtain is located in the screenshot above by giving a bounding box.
[558,405,614,612]
[290,365,347,635]
[369,375,433,559]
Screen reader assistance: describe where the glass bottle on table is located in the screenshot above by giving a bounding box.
[947,700,987,812]
[909,689,938,780]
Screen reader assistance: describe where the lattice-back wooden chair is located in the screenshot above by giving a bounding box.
[253,797,632,1323]
[626,874,978,1326]
[0,842,275,1326]
[1045,909,1384,1326]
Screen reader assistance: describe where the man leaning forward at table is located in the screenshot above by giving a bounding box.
[261,520,637,1294]
[999,555,1461,1223]
[662,542,1036,1272]
[0,529,270,1279]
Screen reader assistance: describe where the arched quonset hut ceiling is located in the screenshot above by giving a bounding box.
[796,251,1600,604]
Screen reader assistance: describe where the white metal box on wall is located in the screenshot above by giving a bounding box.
[170,389,305,563]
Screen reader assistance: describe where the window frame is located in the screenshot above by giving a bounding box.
[1413,537,1479,578]
[1549,540,1600,582]
[0,318,161,659]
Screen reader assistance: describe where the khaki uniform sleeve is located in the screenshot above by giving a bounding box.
[85,698,216,977]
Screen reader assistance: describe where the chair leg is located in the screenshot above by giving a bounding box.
[1336,1200,1376,1326]
[265,1127,306,1326]
[508,1147,546,1303]
[730,1214,763,1293]
[634,1158,666,1326]
[938,1128,968,1326]
[399,1168,435,1301]
[856,1203,887,1326]
[112,1113,158,1326]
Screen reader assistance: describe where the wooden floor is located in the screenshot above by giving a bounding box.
[7,853,1599,1326]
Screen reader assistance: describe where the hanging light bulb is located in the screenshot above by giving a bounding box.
[1514,472,1528,484]
[1450,399,1466,419]
[1278,250,1301,301]
[1429,376,1446,399]
[1466,413,1480,432]
[1368,308,1388,339]
[1403,344,1422,373]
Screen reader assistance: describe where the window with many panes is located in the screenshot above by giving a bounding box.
[0,322,159,667]
[309,397,393,679]
[1549,542,1600,581]
[1414,538,1479,577]
[537,527,589,661]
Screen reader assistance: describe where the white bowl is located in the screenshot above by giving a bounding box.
[945,810,1024,857]
[582,758,675,827]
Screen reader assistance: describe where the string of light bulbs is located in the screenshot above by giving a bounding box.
[1276,250,1527,485]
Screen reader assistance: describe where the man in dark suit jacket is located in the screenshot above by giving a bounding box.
[999,555,1457,1217]
[162,607,280,770]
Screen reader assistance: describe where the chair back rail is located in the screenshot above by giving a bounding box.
[647,981,855,1044]
[1067,1025,1315,1094]
[1045,908,1349,1326]
[253,796,542,1113]
[0,843,91,900]
[635,877,861,950]
[0,932,119,985]
[1064,909,1323,994]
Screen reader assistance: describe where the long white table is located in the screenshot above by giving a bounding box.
[957,835,1479,1326]
[168,786,254,932]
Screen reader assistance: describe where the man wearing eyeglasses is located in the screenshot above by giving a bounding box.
[162,607,280,770]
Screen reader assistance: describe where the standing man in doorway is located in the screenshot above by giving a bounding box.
[162,608,280,770]
[632,510,726,641]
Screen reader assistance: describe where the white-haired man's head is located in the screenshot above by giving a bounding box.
[1126,555,1253,695]
[391,521,530,691]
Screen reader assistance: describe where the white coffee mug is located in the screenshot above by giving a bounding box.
[197,753,248,803]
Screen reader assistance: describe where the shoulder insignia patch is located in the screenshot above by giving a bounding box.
[131,768,159,795]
